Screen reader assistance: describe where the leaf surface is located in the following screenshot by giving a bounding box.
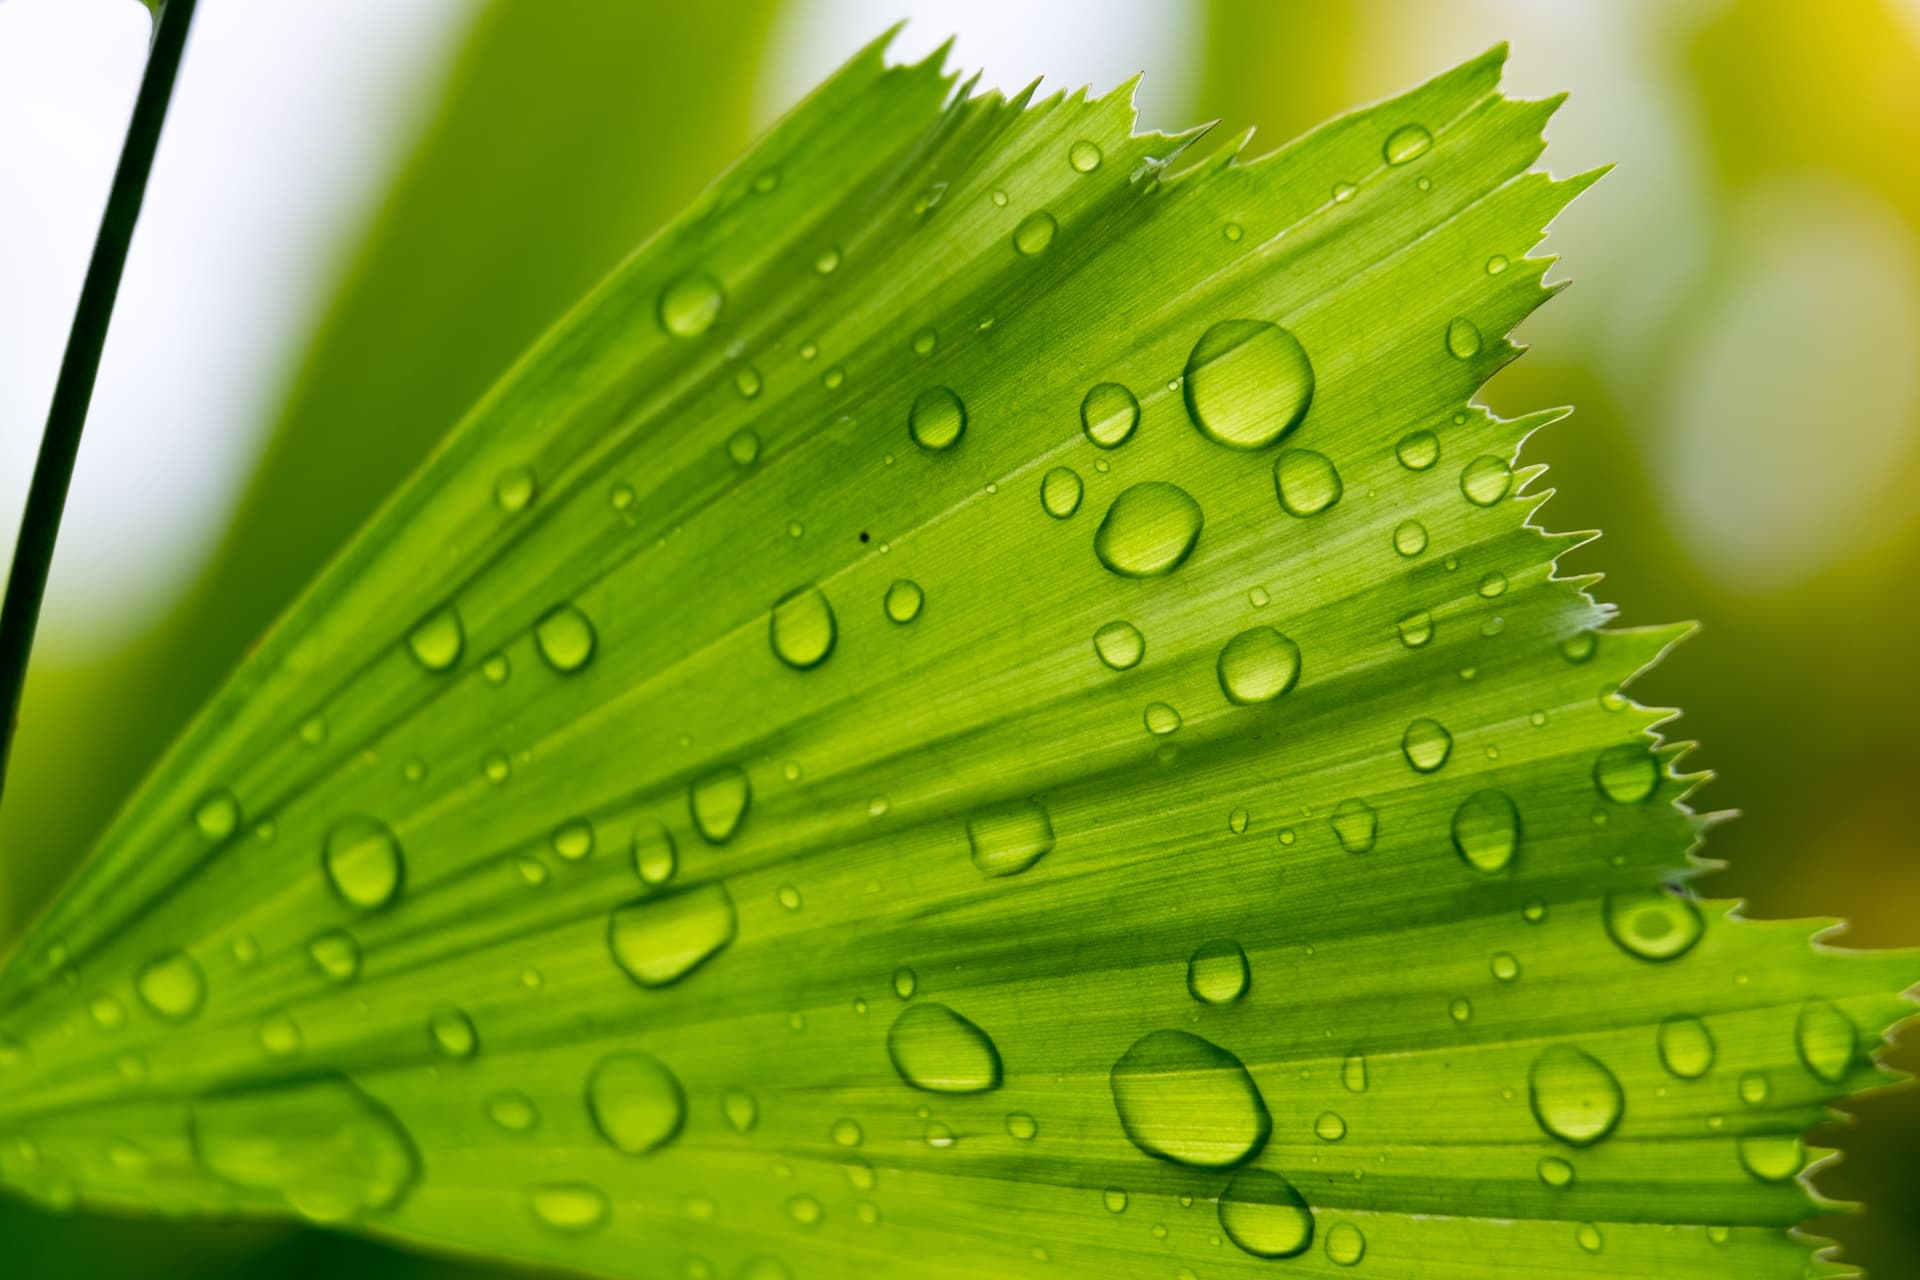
[1,36,1911,1280]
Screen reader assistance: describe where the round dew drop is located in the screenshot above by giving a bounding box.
[1081,382,1140,448]
[723,1088,758,1133]
[528,1183,610,1234]
[1658,1015,1716,1079]
[770,586,836,669]
[1218,1168,1313,1259]
[488,1091,538,1133]
[1012,210,1057,256]
[193,789,241,841]
[428,1006,479,1060]
[1396,429,1439,470]
[1594,742,1660,803]
[1006,1112,1037,1140]
[1104,1187,1129,1214]
[658,270,723,338]
[608,883,737,988]
[1538,1155,1575,1188]
[966,798,1054,877]
[631,820,676,885]
[587,1050,686,1155]
[322,816,405,911]
[1110,1029,1271,1168]
[1183,319,1314,450]
[688,765,749,843]
[1401,717,1453,772]
[1738,1132,1805,1183]
[1460,454,1514,506]
[908,386,966,451]
[1315,1111,1347,1141]
[1325,1221,1366,1266]
[727,429,760,466]
[406,606,463,672]
[1041,466,1083,518]
[136,950,206,1020]
[1398,609,1434,647]
[551,820,594,862]
[1604,890,1704,962]
[1093,620,1145,671]
[1383,122,1433,165]
[1273,449,1342,516]
[1187,939,1251,1004]
[1094,481,1204,577]
[307,930,362,982]
[1451,789,1519,872]
[534,604,596,673]
[1446,316,1483,359]
[1069,139,1102,172]
[887,1002,1003,1093]
[1330,798,1377,854]
[1143,702,1182,737]
[494,465,535,513]
[1393,520,1429,556]
[1217,626,1302,704]
[1529,1044,1624,1147]
[1796,999,1857,1084]
[884,579,924,624]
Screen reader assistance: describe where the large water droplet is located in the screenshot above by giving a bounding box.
[1183,320,1314,450]
[884,579,924,624]
[1460,455,1513,506]
[1069,140,1103,172]
[658,271,723,338]
[528,1183,610,1233]
[1325,1220,1366,1266]
[1604,891,1703,962]
[191,1077,418,1223]
[909,386,966,451]
[322,816,404,911]
[1110,1029,1271,1168]
[1218,1168,1313,1258]
[1188,940,1250,1004]
[1795,1000,1857,1084]
[770,586,836,670]
[1273,450,1342,517]
[135,950,206,1020]
[1445,317,1482,359]
[1393,520,1429,557]
[608,883,737,987]
[887,1003,1003,1093]
[534,604,596,673]
[1451,790,1519,872]
[1401,718,1453,772]
[1041,466,1083,518]
[689,765,750,843]
[966,798,1054,877]
[587,1050,686,1155]
[1013,210,1057,256]
[1081,383,1141,449]
[1737,1132,1804,1183]
[1330,798,1377,854]
[1093,620,1145,671]
[1144,701,1182,736]
[1658,1015,1715,1079]
[406,607,463,672]
[1217,627,1301,705]
[1094,481,1203,577]
[1383,123,1433,165]
[1529,1044,1624,1148]
[1594,743,1659,803]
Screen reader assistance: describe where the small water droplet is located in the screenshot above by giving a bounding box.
[726,428,761,468]
[1104,1186,1129,1213]
[812,246,841,275]
[1402,717,1453,772]
[1383,123,1433,165]
[1273,449,1342,516]
[1739,1071,1771,1106]
[1223,221,1244,242]
[191,1076,418,1223]
[494,466,535,513]
[1095,481,1204,577]
[135,950,206,1020]
[608,883,737,987]
[1013,210,1057,255]
[488,1090,538,1132]
[689,765,750,843]
[1397,609,1434,648]
[1604,890,1703,962]
[323,816,404,911]
[1341,1053,1367,1093]
[1529,1044,1624,1147]
[770,585,836,670]
[1325,1220,1365,1266]
[429,1005,479,1060]
[1081,382,1141,448]
[1737,1132,1804,1183]
[1111,1029,1270,1168]
[923,1121,956,1148]
[1451,789,1519,872]
[1332,181,1358,202]
[259,1011,301,1058]
[1218,1168,1312,1258]
[628,819,677,886]
[1795,1000,1857,1084]
[1537,1155,1575,1188]
[1395,429,1439,470]
[1216,626,1301,705]
[734,366,762,399]
[1594,743,1660,803]
[1004,1112,1038,1141]
[1041,466,1083,518]
[1314,1111,1347,1142]
[483,751,511,784]
[588,1050,685,1154]
[908,386,966,451]
[1330,798,1377,854]
[1449,996,1474,1024]
[1460,454,1513,507]
[534,604,596,673]
[658,271,723,338]
[1445,316,1483,359]
[407,606,463,672]
[1093,620,1145,671]
[1070,139,1103,172]
[1188,939,1251,1004]
[884,579,924,624]
[1393,520,1429,557]
[307,930,361,982]
[1576,1222,1604,1253]
[966,798,1054,877]
[911,328,937,356]
[1144,701,1182,736]
[1657,1015,1715,1079]
[528,1183,609,1233]
[723,1088,758,1133]
[1183,320,1314,450]
[893,966,917,1000]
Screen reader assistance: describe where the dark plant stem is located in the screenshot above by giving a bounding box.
[0,0,196,805]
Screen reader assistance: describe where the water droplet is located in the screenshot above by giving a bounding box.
[1040,466,1083,518]
[722,1088,757,1133]
[911,328,937,356]
[1330,798,1377,854]
[608,883,737,987]
[1383,123,1433,165]
[1529,1044,1624,1147]
[1314,1111,1347,1142]
[1738,1071,1770,1106]
[483,750,511,784]
[1103,1186,1129,1213]
[88,992,125,1030]
[884,579,924,624]
[1486,253,1510,275]
[966,798,1054,877]
[544,820,593,864]
[1460,455,1513,506]
[1332,181,1358,202]
[1401,718,1453,772]
[1604,891,1703,962]
[1535,1155,1575,1189]
[1393,520,1429,557]
[481,654,510,685]
[1070,139,1103,172]
[1013,210,1057,255]
[258,1011,301,1057]
[1491,951,1521,983]
[630,819,677,885]
[812,246,841,275]
[1396,610,1434,649]
[1451,789,1519,872]
[1273,449,1342,516]
[1218,1168,1312,1258]
[1655,1015,1715,1080]
[908,386,966,451]
[727,428,761,467]
[1217,626,1302,705]
[1445,316,1483,359]
[1183,319,1314,450]
[406,606,463,673]
[307,930,361,982]
[135,950,206,1020]
[531,603,596,674]
[1001,1112,1037,1142]
[1144,701,1182,736]
[1324,1220,1366,1266]
[488,1091,538,1133]
[323,816,404,911]
[659,271,723,338]
[428,1006,478,1060]
[494,466,535,513]
[1478,571,1508,598]
[299,713,329,745]
[191,1076,417,1223]
[1095,481,1204,577]
[528,1183,610,1233]
[1081,382,1141,448]
[752,169,779,194]
[1449,996,1473,1024]
[1576,1222,1604,1253]
[1795,1000,1856,1084]
[1224,221,1244,242]
[1110,1029,1271,1168]
[770,586,836,669]
[923,1121,956,1148]
[1394,429,1440,471]
[893,966,917,1000]
[1593,743,1659,803]
[1341,1053,1367,1093]
[689,764,750,843]
[588,1050,685,1155]
[1737,1132,1804,1183]
[734,367,762,399]
[776,883,801,912]
[1091,620,1145,672]
[1188,939,1251,1004]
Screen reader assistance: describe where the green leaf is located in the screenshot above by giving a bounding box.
[1,36,1911,1279]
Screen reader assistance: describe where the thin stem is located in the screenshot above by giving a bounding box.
[0,0,197,803]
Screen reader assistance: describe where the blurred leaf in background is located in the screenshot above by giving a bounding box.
[1,0,775,1274]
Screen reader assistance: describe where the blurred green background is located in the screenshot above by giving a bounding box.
[2,0,1914,1274]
